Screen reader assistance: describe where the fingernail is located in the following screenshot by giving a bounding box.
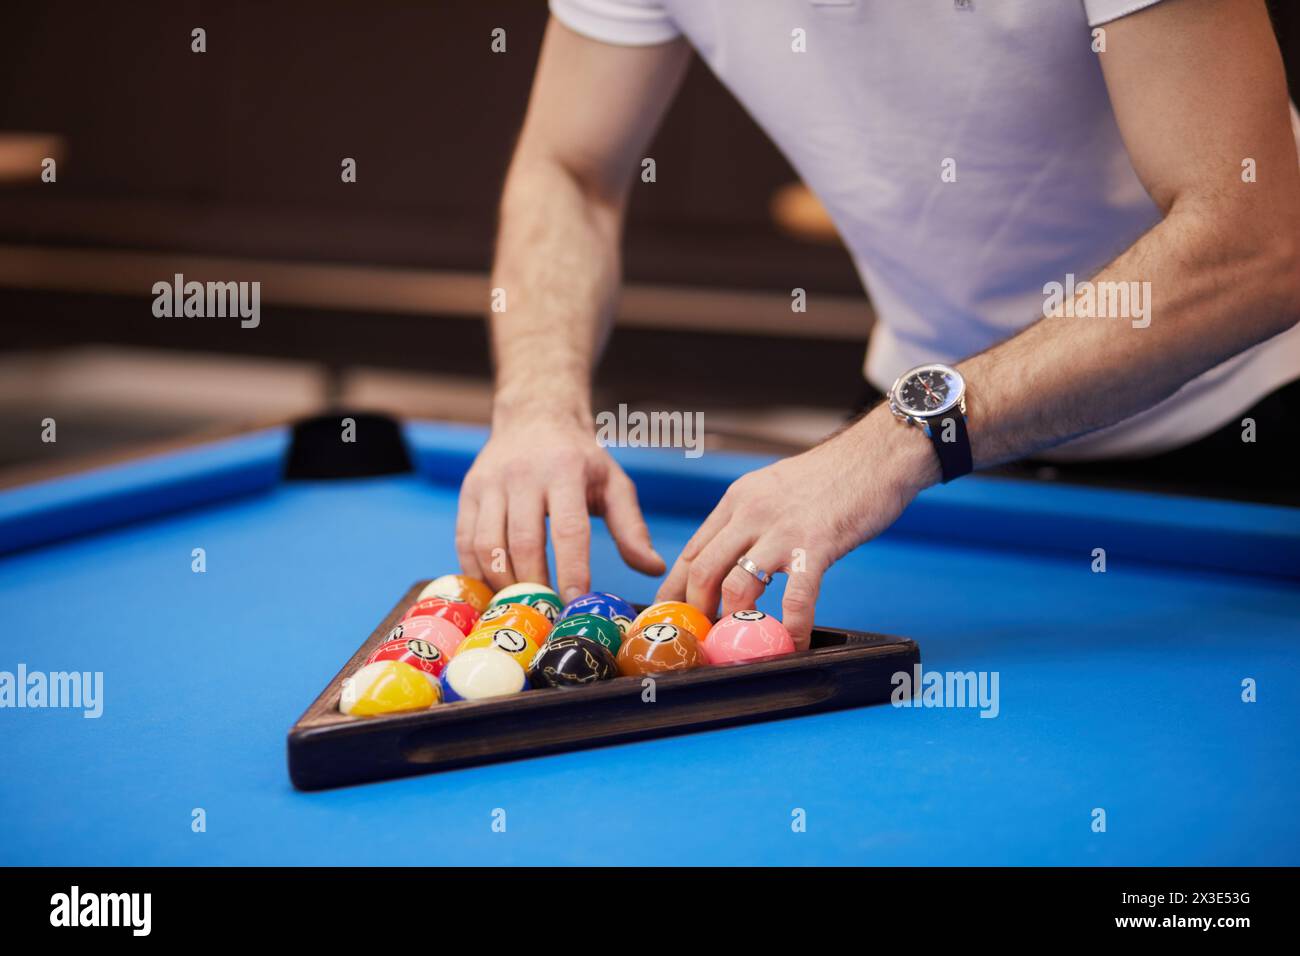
[564,586,583,602]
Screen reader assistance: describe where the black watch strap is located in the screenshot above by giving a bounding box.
[925,410,973,483]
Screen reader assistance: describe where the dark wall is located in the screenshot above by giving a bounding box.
[1274,0,1300,95]
[1,1,1297,295]
[0,0,810,223]
[0,0,849,290]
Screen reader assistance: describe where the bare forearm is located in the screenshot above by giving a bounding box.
[958,206,1300,470]
[489,153,623,428]
[861,0,1300,485]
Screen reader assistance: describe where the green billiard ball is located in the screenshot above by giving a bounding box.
[547,613,624,655]
[489,585,563,624]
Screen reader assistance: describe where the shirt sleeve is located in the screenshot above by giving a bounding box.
[1082,0,1170,27]
[549,0,682,46]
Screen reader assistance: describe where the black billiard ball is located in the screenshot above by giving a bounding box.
[527,635,618,688]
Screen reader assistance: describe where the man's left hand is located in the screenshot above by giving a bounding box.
[654,407,936,648]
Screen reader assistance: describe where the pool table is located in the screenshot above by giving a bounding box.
[1,419,1298,866]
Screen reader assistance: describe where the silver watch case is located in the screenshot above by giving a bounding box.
[888,363,967,432]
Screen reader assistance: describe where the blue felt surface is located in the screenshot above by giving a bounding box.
[0,428,289,557]
[408,420,1300,580]
[1,428,1298,865]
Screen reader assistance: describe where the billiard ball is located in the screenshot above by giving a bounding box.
[383,615,466,660]
[367,635,449,680]
[339,660,441,716]
[491,581,559,602]
[469,601,553,643]
[441,647,529,702]
[456,626,542,668]
[528,636,618,688]
[489,582,563,624]
[617,622,704,676]
[418,574,493,612]
[548,612,624,655]
[400,597,479,636]
[559,591,637,634]
[702,610,795,665]
[631,601,712,647]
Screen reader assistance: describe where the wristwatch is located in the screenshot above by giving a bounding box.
[887,363,972,483]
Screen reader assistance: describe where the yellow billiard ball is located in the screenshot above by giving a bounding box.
[339,660,440,717]
[455,626,542,669]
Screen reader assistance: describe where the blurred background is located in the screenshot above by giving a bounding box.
[1,1,1298,490]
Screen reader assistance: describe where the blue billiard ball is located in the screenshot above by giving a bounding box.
[559,591,638,634]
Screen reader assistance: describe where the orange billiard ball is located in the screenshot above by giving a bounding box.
[630,601,713,646]
[616,622,704,676]
[418,574,494,612]
[468,601,554,644]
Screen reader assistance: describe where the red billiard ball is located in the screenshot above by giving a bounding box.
[367,635,448,680]
[382,615,465,661]
[702,610,795,665]
[400,597,479,636]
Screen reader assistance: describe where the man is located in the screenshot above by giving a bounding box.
[457,0,1300,647]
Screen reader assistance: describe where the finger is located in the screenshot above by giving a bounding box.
[547,479,591,604]
[654,499,735,603]
[602,468,665,576]
[685,523,758,618]
[473,488,514,592]
[507,487,550,585]
[678,495,735,565]
[655,555,688,604]
[780,558,825,651]
[455,485,483,580]
[719,537,788,617]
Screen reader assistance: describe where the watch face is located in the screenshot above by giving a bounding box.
[893,364,963,417]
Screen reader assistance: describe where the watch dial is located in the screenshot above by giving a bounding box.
[898,367,959,415]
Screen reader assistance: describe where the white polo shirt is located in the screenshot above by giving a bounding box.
[551,0,1300,459]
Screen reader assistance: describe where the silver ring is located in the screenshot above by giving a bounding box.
[735,556,773,586]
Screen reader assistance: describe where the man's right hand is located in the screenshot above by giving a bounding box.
[455,414,666,604]
[459,18,688,602]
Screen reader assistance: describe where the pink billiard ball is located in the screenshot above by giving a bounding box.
[702,610,796,665]
[382,614,465,661]
[400,597,479,636]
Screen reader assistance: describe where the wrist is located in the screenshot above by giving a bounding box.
[857,405,943,499]
[491,380,592,432]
